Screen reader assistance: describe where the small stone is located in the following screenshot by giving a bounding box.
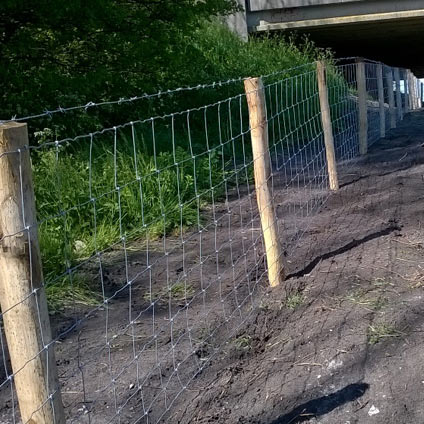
[368,405,380,416]
[327,359,343,370]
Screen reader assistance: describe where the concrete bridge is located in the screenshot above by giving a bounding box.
[228,0,424,76]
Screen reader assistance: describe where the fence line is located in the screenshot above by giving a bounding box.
[0,63,316,124]
[0,57,421,423]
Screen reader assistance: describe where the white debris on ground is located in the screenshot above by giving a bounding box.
[368,405,380,416]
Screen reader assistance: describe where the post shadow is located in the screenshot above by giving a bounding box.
[269,382,369,424]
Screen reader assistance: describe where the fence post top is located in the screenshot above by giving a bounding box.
[0,122,28,150]
[244,77,264,94]
[244,76,262,85]
[0,121,27,130]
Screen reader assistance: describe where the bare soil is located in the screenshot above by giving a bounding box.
[1,111,424,424]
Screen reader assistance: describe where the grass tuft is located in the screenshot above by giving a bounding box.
[233,335,252,352]
[367,323,404,345]
[144,282,196,303]
[284,293,306,310]
[46,276,100,315]
[345,289,388,311]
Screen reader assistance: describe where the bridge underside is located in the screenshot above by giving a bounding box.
[265,17,424,77]
[246,1,424,77]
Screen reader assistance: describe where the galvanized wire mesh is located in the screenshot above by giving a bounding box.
[0,58,412,423]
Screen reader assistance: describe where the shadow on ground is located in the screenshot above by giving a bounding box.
[269,383,369,424]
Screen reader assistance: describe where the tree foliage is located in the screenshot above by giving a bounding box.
[0,0,239,120]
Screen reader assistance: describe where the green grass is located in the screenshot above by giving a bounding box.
[233,335,252,352]
[35,138,227,277]
[46,275,101,315]
[284,293,306,310]
[144,282,196,304]
[344,289,388,311]
[367,323,404,345]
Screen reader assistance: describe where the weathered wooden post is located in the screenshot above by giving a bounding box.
[0,122,65,424]
[376,64,386,138]
[417,77,423,109]
[415,75,420,109]
[407,70,415,110]
[316,61,339,191]
[416,78,419,108]
[411,72,418,110]
[404,69,410,114]
[394,68,403,121]
[414,74,419,109]
[244,78,285,287]
[356,59,368,155]
[421,82,424,107]
[386,68,396,129]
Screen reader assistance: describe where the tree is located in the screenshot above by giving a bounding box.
[0,0,239,122]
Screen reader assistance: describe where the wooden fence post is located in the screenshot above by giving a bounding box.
[376,64,386,138]
[356,59,368,155]
[0,122,65,424]
[316,61,339,191]
[244,78,285,287]
[415,76,418,108]
[394,68,403,121]
[404,69,410,114]
[414,74,419,109]
[407,70,415,110]
[415,75,420,109]
[421,82,424,107]
[417,77,422,109]
[386,68,396,129]
[421,82,424,103]
[411,73,416,110]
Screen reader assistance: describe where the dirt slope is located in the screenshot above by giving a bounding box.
[167,111,424,424]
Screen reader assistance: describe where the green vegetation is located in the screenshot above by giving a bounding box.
[144,283,196,303]
[0,0,239,128]
[233,335,252,352]
[367,323,403,345]
[0,1,330,137]
[46,276,100,315]
[1,2,352,308]
[284,293,306,310]
[344,289,388,311]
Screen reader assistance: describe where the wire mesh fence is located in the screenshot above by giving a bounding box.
[0,57,419,423]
